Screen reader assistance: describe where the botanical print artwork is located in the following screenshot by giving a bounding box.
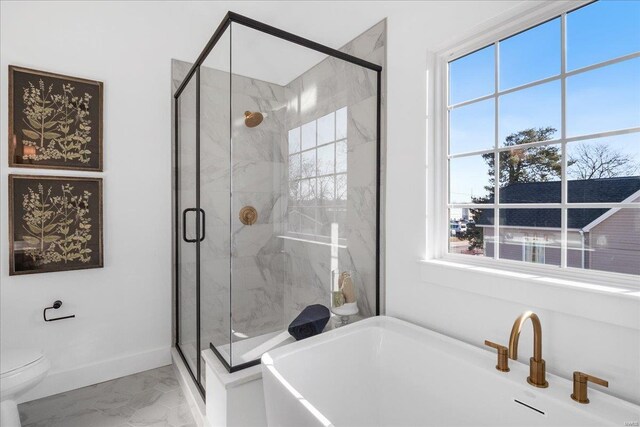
[22,184,92,264]
[9,175,103,275]
[21,80,92,163]
[9,66,103,171]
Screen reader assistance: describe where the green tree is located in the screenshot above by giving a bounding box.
[464,127,561,251]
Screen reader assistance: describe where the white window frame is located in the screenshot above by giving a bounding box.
[432,0,640,289]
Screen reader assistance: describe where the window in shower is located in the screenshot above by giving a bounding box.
[287,107,348,239]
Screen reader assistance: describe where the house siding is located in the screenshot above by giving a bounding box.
[479,205,639,276]
[588,207,640,276]
[482,228,591,269]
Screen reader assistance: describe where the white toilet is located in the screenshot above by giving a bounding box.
[0,348,50,427]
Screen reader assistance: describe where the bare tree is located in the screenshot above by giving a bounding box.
[568,142,639,180]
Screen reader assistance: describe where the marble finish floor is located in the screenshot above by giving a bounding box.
[18,365,195,427]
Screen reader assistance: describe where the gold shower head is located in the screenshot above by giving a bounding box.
[244,111,264,128]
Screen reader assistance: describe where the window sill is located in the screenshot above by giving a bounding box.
[419,258,640,330]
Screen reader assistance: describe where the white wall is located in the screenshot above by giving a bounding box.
[0,1,213,401]
[4,0,637,406]
[380,1,640,406]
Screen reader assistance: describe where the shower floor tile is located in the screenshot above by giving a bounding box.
[18,365,195,427]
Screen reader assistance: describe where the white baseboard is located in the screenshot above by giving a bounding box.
[18,346,172,404]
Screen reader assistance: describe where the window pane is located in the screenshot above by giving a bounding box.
[336,107,348,140]
[301,150,316,178]
[568,208,640,276]
[449,98,495,154]
[301,121,316,150]
[449,208,494,257]
[449,155,494,204]
[336,140,347,173]
[317,144,334,175]
[499,80,561,144]
[300,207,316,235]
[568,134,640,202]
[498,144,562,204]
[288,127,300,153]
[449,45,495,105]
[317,208,333,237]
[300,178,316,201]
[318,176,335,201]
[288,154,301,180]
[336,174,347,201]
[499,18,561,90]
[288,206,301,233]
[567,1,640,71]
[289,179,300,200]
[317,112,335,145]
[499,209,562,266]
[566,58,640,137]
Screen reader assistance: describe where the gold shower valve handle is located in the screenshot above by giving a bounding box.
[239,206,258,225]
[571,371,608,404]
[484,340,510,372]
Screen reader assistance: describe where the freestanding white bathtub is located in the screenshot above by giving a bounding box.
[262,316,640,426]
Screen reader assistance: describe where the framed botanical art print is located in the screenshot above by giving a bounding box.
[8,66,103,171]
[9,175,103,275]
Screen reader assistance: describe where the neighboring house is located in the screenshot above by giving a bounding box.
[476,176,640,275]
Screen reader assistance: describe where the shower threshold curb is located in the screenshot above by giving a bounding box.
[171,348,208,426]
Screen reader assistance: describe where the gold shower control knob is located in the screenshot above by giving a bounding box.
[239,206,258,225]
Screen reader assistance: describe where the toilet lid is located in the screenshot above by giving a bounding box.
[0,348,44,375]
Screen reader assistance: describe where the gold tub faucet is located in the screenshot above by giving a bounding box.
[508,311,549,388]
[571,371,608,404]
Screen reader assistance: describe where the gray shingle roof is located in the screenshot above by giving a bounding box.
[475,176,640,229]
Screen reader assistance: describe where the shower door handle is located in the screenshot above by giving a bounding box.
[182,208,205,243]
[198,208,205,242]
[183,208,197,243]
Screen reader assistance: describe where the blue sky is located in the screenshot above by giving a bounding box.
[449,0,640,204]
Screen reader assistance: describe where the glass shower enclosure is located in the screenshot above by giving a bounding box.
[173,12,381,396]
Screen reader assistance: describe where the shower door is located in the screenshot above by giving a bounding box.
[175,24,233,393]
[175,73,199,386]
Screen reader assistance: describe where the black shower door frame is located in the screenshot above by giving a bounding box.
[173,11,383,398]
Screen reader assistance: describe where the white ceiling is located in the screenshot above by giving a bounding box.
[184,1,537,86]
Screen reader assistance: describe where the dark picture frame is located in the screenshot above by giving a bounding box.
[9,174,104,275]
[8,66,103,171]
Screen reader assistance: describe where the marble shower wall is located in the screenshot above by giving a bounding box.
[282,21,385,323]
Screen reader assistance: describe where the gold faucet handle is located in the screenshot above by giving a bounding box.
[585,373,608,387]
[484,340,510,372]
[484,339,508,352]
[571,371,609,404]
